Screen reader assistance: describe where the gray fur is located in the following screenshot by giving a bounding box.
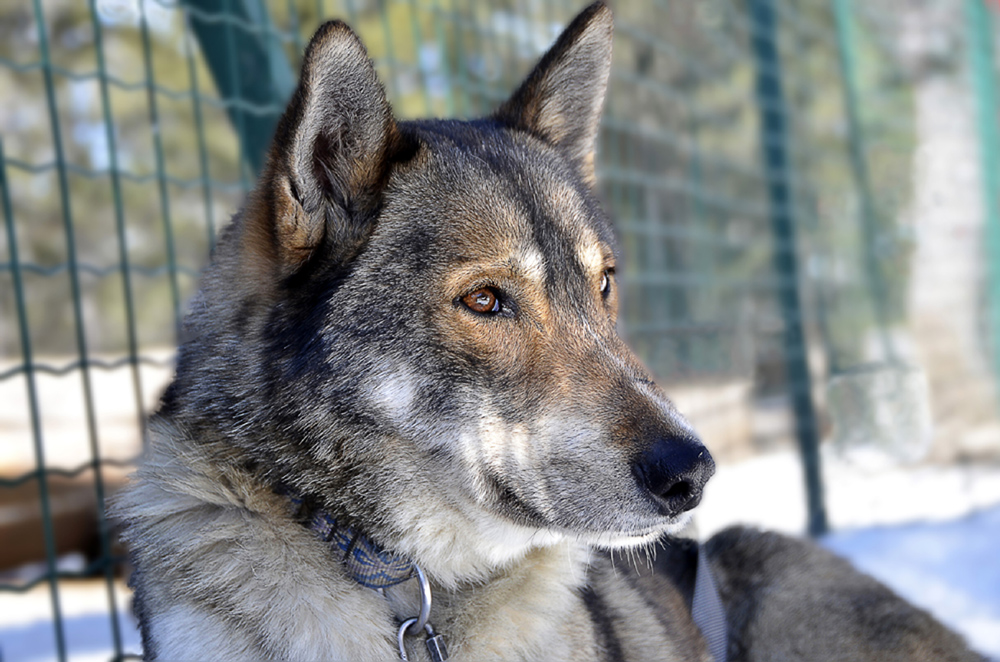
[115,3,983,660]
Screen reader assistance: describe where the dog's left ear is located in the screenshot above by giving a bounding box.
[494,2,613,185]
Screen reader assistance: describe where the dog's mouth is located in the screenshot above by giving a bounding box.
[577,510,695,550]
[545,477,700,549]
[479,472,696,550]
[464,422,714,549]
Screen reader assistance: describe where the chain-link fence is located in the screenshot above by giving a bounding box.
[2,0,1000,660]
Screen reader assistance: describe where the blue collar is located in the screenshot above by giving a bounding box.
[281,487,415,589]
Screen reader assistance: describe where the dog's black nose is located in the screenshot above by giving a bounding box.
[633,434,715,516]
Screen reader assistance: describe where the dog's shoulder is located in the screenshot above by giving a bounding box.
[114,418,401,661]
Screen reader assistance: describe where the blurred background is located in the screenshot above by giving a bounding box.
[2,0,999,659]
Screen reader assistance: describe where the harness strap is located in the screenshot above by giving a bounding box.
[692,544,728,662]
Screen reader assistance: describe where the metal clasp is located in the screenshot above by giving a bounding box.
[396,564,448,661]
[397,618,449,662]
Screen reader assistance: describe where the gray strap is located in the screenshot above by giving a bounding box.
[692,545,728,662]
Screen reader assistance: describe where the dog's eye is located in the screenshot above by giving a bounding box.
[462,288,501,314]
[600,268,614,297]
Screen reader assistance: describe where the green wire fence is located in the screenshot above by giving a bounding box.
[2,0,1000,659]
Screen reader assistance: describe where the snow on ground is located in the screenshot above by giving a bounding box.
[696,448,1000,536]
[1,450,999,661]
[0,578,140,662]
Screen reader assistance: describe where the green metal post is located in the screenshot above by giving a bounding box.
[87,0,141,653]
[0,139,67,661]
[183,25,220,250]
[966,0,1000,390]
[138,0,184,338]
[748,0,829,536]
[832,0,898,364]
[181,0,296,176]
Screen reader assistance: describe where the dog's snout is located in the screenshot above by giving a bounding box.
[633,434,715,517]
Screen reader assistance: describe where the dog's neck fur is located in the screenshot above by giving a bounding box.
[262,446,574,589]
[118,419,590,659]
[119,418,598,660]
[363,485,574,589]
[159,396,575,590]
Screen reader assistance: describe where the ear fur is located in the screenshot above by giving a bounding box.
[494,2,613,185]
[254,20,412,276]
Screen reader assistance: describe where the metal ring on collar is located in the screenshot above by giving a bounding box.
[412,563,432,633]
[395,564,436,660]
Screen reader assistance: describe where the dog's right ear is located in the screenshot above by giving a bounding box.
[251,21,410,277]
[494,2,612,186]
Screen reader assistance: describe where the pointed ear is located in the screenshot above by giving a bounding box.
[255,20,412,276]
[494,2,613,185]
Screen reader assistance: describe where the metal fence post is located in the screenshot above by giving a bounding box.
[832,0,898,364]
[181,0,296,177]
[747,0,829,536]
[1,140,67,661]
[966,0,1000,392]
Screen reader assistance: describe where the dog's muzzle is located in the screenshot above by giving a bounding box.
[633,434,716,518]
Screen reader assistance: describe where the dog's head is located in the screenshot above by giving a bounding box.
[169,2,714,578]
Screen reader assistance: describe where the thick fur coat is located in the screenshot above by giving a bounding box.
[116,4,982,660]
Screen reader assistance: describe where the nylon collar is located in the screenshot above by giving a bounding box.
[280,487,415,589]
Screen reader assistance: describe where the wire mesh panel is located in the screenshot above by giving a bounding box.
[1,0,999,660]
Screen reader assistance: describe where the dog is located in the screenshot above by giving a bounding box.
[115,3,983,660]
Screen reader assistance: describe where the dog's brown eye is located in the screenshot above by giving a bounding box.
[462,288,500,314]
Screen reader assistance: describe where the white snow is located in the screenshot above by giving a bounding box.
[0,578,141,662]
